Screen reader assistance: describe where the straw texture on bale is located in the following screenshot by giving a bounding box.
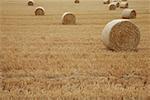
[74,0,80,4]
[62,12,76,25]
[122,9,136,19]
[103,0,110,4]
[35,7,45,16]
[28,0,34,6]
[108,3,116,10]
[120,2,128,8]
[101,19,140,51]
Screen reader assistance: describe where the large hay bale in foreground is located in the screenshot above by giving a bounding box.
[103,0,110,4]
[74,0,80,4]
[122,9,136,19]
[35,7,45,16]
[62,12,76,25]
[108,3,116,10]
[101,19,140,51]
[120,2,128,8]
[28,0,34,6]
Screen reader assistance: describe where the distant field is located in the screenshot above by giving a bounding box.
[0,0,150,99]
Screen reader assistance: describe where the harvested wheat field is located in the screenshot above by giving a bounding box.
[0,0,150,99]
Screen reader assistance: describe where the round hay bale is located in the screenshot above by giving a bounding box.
[120,2,128,8]
[101,19,140,51]
[28,0,34,6]
[111,0,118,2]
[35,7,45,16]
[112,2,120,7]
[122,9,136,19]
[74,0,80,4]
[103,0,110,4]
[62,12,76,25]
[108,3,116,10]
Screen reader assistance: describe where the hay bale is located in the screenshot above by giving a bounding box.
[103,0,110,4]
[28,0,34,6]
[120,2,128,8]
[62,12,76,25]
[122,9,136,19]
[35,7,45,16]
[74,0,80,4]
[110,0,120,7]
[101,19,140,51]
[108,3,116,10]
[112,2,120,7]
[111,0,118,2]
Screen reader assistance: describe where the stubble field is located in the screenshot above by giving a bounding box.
[0,0,150,99]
